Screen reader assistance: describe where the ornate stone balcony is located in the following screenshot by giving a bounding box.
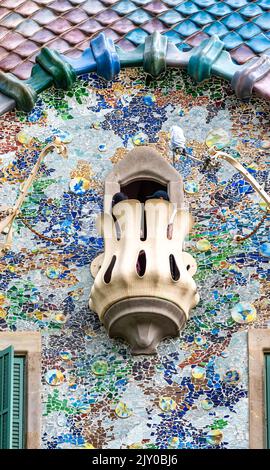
[89,147,199,354]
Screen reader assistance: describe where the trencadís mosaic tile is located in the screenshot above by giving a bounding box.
[0,65,269,448]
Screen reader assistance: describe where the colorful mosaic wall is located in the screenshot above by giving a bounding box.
[0,66,270,449]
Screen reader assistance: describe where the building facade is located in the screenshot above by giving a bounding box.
[0,0,270,450]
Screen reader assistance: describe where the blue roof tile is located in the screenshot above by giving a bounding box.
[253,12,270,31]
[247,33,270,53]
[204,21,229,37]
[222,12,245,30]
[173,19,199,36]
[222,31,243,49]
[175,1,199,16]
[237,22,262,40]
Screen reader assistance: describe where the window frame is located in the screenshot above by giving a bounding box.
[0,332,41,449]
[248,329,270,449]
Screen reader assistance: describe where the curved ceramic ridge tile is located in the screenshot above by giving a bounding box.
[36,47,76,89]
[0,0,270,82]
[232,54,270,99]
[90,33,120,80]
[253,72,270,100]
[143,31,168,77]
[1,30,270,116]
[188,35,224,82]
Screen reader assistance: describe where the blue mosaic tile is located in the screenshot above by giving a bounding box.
[173,19,199,36]
[247,32,270,53]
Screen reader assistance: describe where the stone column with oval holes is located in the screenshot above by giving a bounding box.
[89,147,199,354]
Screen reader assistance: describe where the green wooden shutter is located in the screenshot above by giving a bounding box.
[265,354,270,449]
[12,357,25,449]
[0,346,14,449]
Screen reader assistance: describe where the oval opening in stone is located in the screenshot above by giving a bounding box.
[136,250,146,277]
[104,255,116,284]
[169,254,180,281]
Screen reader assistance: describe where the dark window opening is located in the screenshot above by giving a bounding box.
[169,254,180,281]
[136,250,146,277]
[121,180,167,204]
[104,255,116,284]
